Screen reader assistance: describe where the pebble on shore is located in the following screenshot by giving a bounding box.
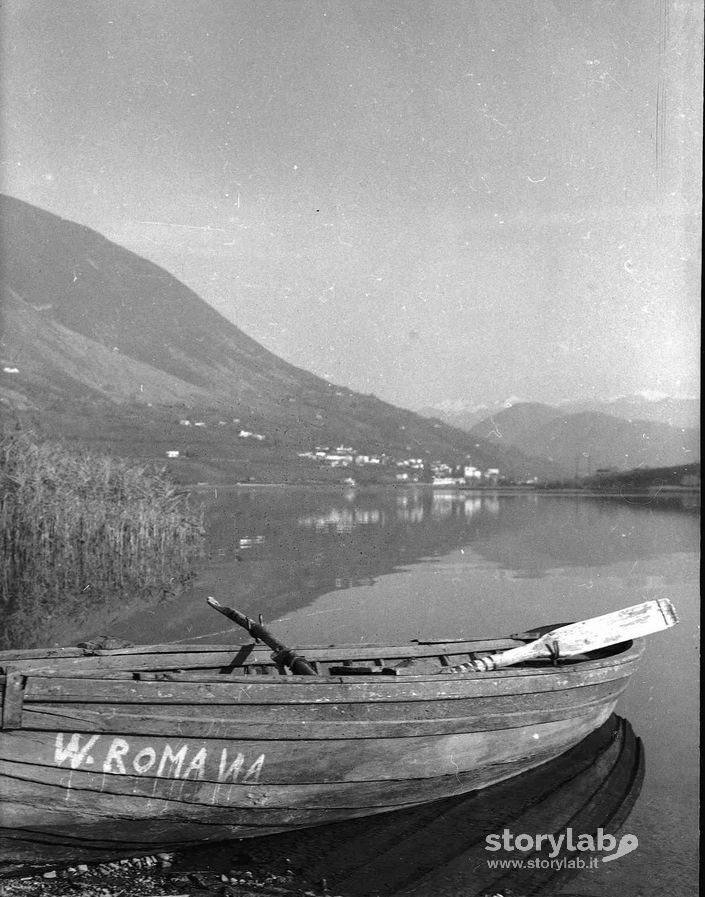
[0,852,338,897]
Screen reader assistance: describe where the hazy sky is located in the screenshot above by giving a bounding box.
[2,0,701,410]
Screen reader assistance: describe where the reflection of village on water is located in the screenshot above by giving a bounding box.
[296,491,501,534]
[236,534,265,551]
[207,484,700,611]
[230,485,696,552]
[213,486,696,586]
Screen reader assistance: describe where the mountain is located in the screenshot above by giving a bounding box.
[466,402,564,442]
[415,397,532,432]
[420,392,700,432]
[468,404,699,474]
[0,195,560,483]
[559,394,700,430]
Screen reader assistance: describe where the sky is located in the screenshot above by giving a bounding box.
[1,0,701,411]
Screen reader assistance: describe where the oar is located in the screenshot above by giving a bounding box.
[206,596,318,675]
[448,599,678,673]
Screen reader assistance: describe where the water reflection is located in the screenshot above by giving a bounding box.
[298,506,386,533]
[193,487,698,622]
[237,535,265,550]
[295,492,497,532]
[228,488,696,570]
[5,487,699,652]
[179,714,643,897]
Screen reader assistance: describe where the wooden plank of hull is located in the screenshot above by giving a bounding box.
[348,718,643,897]
[18,678,630,739]
[1,637,639,675]
[335,716,638,896]
[0,651,617,679]
[3,712,608,844]
[0,743,564,831]
[11,649,640,708]
[0,707,614,840]
[0,638,526,666]
[0,640,531,679]
[0,709,635,868]
[0,702,617,789]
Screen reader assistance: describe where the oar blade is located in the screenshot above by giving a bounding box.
[547,598,679,657]
[474,599,679,672]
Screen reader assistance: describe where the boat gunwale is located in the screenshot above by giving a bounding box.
[0,636,538,662]
[0,641,643,686]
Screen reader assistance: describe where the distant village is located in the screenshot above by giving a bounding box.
[296,446,503,486]
[163,417,506,486]
[166,418,502,486]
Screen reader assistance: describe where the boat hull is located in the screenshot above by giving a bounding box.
[0,636,642,864]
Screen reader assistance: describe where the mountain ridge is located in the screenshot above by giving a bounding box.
[418,393,700,432]
[0,194,563,482]
[465,403,699,473]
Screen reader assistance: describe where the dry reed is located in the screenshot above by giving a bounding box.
[0,433,204,649]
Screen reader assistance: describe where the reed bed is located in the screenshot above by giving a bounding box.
[0,433,204,649]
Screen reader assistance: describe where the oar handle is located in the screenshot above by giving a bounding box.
[207,597,317,676]
[446,640,555,674]
[470,640,558,671]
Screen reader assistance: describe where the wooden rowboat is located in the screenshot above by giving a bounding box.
[0,600,673,865]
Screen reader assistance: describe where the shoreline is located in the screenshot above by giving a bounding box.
[187,481,700,499]
[0,850,322,897]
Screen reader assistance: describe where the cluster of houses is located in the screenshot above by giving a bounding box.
[431,464,501,486]
[296,445,502,485]
[298,446,387,468]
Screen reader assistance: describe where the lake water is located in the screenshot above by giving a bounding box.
[28,487,705,894]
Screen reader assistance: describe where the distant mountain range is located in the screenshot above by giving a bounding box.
[418,393,700,432]
[418,399,699,474]
[0,195,560,483]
